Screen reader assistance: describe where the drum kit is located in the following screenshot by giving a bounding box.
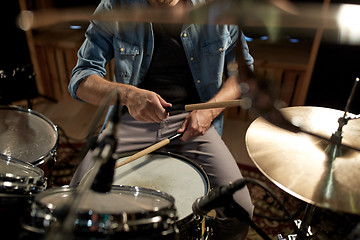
[1,0,360,239]
[0,105,213,239]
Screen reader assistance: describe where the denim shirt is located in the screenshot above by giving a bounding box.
[69,0,253,134]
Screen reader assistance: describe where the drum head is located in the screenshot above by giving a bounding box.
[0,106,58,165]
[112,151,209,221]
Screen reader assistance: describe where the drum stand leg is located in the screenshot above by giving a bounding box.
[298,204,316,239]
[278,203,315,240]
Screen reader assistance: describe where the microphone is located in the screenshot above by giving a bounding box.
[90,94,120,193]
[192,178,248,216]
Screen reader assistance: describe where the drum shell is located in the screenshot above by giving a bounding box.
[0,193,35,240]
[0,154,46,240]
[22,185,179,240]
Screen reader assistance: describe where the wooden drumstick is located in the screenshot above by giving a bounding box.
[114,133,182,169]
[165,99,246,113]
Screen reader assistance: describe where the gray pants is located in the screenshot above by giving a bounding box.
[70,112,254,240]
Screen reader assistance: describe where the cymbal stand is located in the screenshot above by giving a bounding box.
[297,204,315,240]
[293,77,360,240]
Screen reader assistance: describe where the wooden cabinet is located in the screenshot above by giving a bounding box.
[32,26,85,100]
[18,0,85,100]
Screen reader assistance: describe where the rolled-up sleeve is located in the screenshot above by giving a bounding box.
[68,0,116,100]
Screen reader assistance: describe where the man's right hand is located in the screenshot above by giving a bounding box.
[124,86,172,123]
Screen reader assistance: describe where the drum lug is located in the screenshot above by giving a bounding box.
[51,151,57,163]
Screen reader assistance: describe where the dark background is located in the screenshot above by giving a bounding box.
[1,0,360,113]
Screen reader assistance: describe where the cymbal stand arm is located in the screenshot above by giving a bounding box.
[331,77,359,145]
[344,78,359,114]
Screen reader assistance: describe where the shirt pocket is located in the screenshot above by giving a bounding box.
[201,36,230,56]
[113,38,140,79]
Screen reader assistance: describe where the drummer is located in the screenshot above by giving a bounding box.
[68,0,254,239]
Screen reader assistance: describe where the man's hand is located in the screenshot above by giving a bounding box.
[125,87,172,123]
[177,109,215,141]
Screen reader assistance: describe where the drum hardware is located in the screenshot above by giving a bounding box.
[277,219,313,240]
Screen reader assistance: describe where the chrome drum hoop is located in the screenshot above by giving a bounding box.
[0,154,47,196]
[25,185,178,238]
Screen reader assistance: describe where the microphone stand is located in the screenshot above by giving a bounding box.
[43,93,120,240]
[218,179,301,240]
[221,195,272,240]
[193,177,305,240]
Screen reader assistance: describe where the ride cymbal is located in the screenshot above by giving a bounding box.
[246,106,360,215]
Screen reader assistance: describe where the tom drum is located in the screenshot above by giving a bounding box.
[0,105,58,185]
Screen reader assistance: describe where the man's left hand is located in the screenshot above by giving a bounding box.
[177,109,215,141]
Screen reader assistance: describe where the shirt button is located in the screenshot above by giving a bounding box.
[120,48,125,52]
[183,33,187,38]
[219,48,223,52]
[197,80,201,83]
[190,57,194,61]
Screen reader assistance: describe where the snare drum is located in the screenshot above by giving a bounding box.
[0,154,46,239]
[23,185,179,240]
[81,151,211,239]
[0,105,58,185]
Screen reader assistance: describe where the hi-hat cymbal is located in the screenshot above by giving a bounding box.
[246,106,360,215]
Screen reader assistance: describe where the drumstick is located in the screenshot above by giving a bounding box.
[165,99,246,113]
[114,133,182,169]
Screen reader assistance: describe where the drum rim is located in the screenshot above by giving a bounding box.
[34,185,176,208]
[0,105,59,165]
[0,153,47,193]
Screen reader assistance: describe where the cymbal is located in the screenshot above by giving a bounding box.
[246,106,360,215]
